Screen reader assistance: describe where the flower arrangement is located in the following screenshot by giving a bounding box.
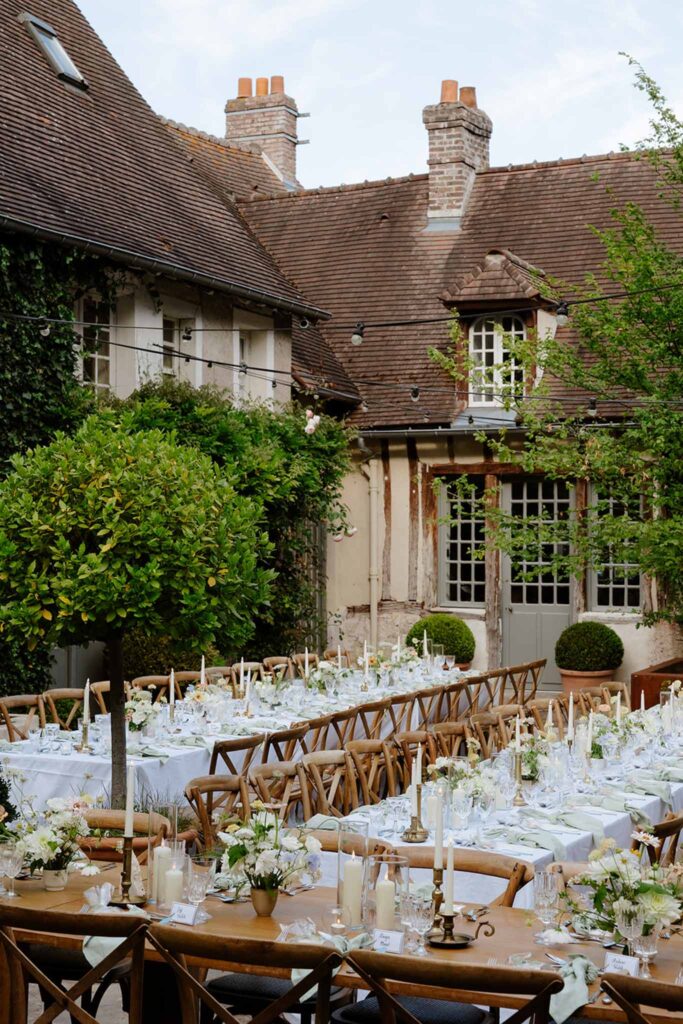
[563,834,683,937]
[12,796,93,873]
[218,806,322,893]
[427,757,496,800]
[308,660,336,693]
[125,689,163,731]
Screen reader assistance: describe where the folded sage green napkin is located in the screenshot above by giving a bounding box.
[549,954,598,1024]
[659,767,683,783]
[290,929,373,1000]
[595,791,652,827]
[486,825,568,860]
[304,814,340,831]
[558,811,604,845]
[627,776,672,804]
[128,744,170,764]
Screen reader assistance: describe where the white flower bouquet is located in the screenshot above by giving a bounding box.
[125,689,163,731]
[427,756,496,801]
[218,806,322,893]
[12,796,92,872]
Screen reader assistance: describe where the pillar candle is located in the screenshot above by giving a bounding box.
[434,791,443,870]
[640,689,645,713]
[342,852,363,925]
[443,840,454,914]
[616,691,621,727]
[567,692,574,741]
[83,679,90,727]
[169,668,175,707]
[200,655,206,687]
[163,869,184,905]
[152,844,172,903]
[124,763,135,837]
[374,873,396,930]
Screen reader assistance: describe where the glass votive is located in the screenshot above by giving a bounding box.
[364,853,410,932]
[337,820,368,930]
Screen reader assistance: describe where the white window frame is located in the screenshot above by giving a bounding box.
[588,489,642,612]
[78,297,112,393]
[437,477,487,607]
[468,315,525,406]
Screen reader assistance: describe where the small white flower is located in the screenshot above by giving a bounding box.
[632,830,661,849]
[304,835,322,854]
[81,863,101,876]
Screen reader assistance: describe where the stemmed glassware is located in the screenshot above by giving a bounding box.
[0,843,24,899]
[409,895,434,956]
[614,905,645,959]
[632,928,660,978]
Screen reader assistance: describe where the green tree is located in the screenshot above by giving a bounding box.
[0,415,273,803]
[101,378,352,654]
[433,64,683,629]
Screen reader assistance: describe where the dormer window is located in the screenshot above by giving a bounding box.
[468,315,525,405]
[20,12,88,91]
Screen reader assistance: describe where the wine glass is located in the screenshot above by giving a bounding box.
[410,896,434,957]
[1,844,24,899]
[615,905,645,958]
[632,927,660,978]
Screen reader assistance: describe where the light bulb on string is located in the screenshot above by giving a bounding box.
[351,322,365,346]
[39,319,51,337]
[410,386,420,403]
[181,327,193,342]
[555,302,570,327]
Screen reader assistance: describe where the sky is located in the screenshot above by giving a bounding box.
[78,0,683,189]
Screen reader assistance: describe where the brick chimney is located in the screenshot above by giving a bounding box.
[225,76,301,188]
[422,80,492,231]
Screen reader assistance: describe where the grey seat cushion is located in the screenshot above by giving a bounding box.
[207,971,347,1009]
[332,995,488,1024]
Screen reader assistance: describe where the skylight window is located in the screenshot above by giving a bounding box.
[20,12,88,91]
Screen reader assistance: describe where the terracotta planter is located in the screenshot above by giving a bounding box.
[43,869,68,891]
[559,667,614,696]
[250,887,278,917]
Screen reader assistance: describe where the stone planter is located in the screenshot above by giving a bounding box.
[559,667,614,696]
[250,887,279,917]
[43,868,68,891]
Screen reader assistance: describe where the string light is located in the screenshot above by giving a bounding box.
[410,386,420,403]
[350,322,365,346]
[181,326,193,342]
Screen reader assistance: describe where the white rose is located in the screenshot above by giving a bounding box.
[304,835,322,854]
[280,834,301,853]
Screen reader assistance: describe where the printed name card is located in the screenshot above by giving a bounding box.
[372,928,404,954]
[604,951,640,977]
[170,902,200,926]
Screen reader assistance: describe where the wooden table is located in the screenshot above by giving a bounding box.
[9,872,683,1022]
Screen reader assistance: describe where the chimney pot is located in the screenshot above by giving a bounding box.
[459,86,477,108]
[237,77,252,98]
[255,77,268,97]
[440,79,458,103]
[270,75,285,94]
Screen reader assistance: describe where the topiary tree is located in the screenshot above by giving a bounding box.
[555,622,624,672]
[405,613,476,664]
[0,415,273,804]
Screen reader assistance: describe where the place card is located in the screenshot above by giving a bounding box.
[604,951,640,976]
[169,902,200,926]
[372,928,405,954]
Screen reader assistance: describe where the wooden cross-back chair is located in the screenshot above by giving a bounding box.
[442,678,480,721]
[249,761,302,821]
[323,647,350,667]
[430,720,470,758]
[262,656,295,680]
[79,809,170,864]
[299,750,356,820]
[185,775,251,850]
[299,714,332,754]
[0,695,45,742]
[355,697,390,740]
[526,697,567,739]
[337,948,562,1024]
[632,810,683,867]
[292,652,319,677]
[42,688,84,730]
[396,845,533,908]
[206,667,237,695]
[0,904,146,1024]
[387,691,416,734]
[325,707,359,749]
[173,671,202,695]
[147,926,343,1024]
[131,675,172,702]
[469,705,523,758]
[577,686,610,717]
[345,739,397,805]
[413,686,444,730]
[601,973,683,1024]
[261,723,308,763]
[209,733,265,776]
[231,661,265,684]
[602,680,631,712]
[477,668,508,711]
[505,658,546,703]
[89,680,110,715]
[394,731,436,792]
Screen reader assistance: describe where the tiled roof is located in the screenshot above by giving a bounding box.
[241,152,683,427]
[443,248,545,306]
[0,0,323,318]
[162,120,288,201]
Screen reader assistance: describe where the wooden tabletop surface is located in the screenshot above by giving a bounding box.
[7,870,683,1021]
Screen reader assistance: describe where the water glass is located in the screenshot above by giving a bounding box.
[615,906,645,958]
[533,872,560,928]
[409,895,434,956]
[632,928,660,978]
[0,843,24,899]
[187,856,216,910]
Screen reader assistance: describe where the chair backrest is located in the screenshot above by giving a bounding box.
[41,687,84,730]
[386,691,416,734]
[0,695,45,742]
[209,733,265,776]
[345,739,397,805]
[250,761,302,821]
[323,648,350,667]
[577,686,610,716]
[506,659,546,703]
[81,808,170,863]
[527,697,566,739]
[185,774,251,849]
[442,678,480,720]
[89,680,110,715]
[298,714,332,753]
[147,925,342,1024]
[174,671,201,691]
[413,686,444,730]
[430,720,470,758]
[633,810,683,866]
[470,706,522,758]
[324,706,359,749]
[0,904,147,1024]
[231,661,265,682]
[602,680,631,712]
[299,750,355,820]
[261,723,308,763]
[394,731,436,790]
[601,973,683,1023]
[131,675,172,702]
[262,656,295,680]
[355,697,390,740]
[394,845,533,907]
[301,828,393,857]
[346,948,562,1024]
[292,652,319,677]
[478,668,508,711]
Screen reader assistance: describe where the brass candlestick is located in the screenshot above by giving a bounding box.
[109,836,146,907]
[512,750,526,807]
[402,783,429,842]
[429,908,459,946]
[75,721,92,754]
[431,866,443,920]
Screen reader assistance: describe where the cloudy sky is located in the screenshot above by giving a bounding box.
[79,0,683,189]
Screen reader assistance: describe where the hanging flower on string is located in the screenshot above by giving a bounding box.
[304,409,321,435]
